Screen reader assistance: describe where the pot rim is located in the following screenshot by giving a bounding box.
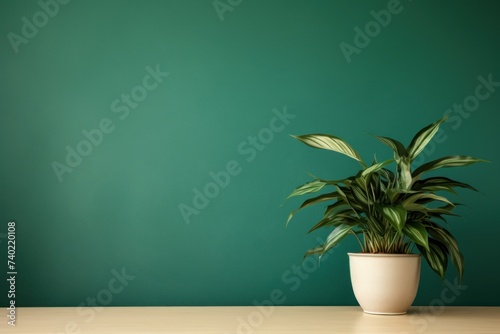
[348,252,421,257]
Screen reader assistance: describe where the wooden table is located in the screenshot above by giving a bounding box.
[3,306,499,333]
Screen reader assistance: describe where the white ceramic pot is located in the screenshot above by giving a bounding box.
[348,253,421,315]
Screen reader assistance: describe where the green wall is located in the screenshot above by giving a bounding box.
[1,0,499,308]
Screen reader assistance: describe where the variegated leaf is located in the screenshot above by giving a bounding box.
[413,156,488,178]
[292,134,365,166]
[287,179,326,199]
[413,177,478,192]
[426,223,464,280]
[361,159,394,177]
[403,193,454,207]
[303,245,324,259]
[373,135,408,158]
[322,224,354,254]
[417,239,448,280]
[407,116,447,160]
[403,221,429,251]
[380,204,407,233]
[397,156,412,190]
[286,192,340,225]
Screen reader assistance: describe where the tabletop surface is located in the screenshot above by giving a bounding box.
[3,306,500,334]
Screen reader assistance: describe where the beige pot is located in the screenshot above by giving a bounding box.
[348,253,421,315]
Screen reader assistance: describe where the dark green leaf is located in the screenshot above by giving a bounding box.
[417,239,448,280]
[307,214,361,234]
[286,192,340,225]
[303,245,324,259]
[373,135,408,158]
[413,177,478,192]
[426,222,464,280]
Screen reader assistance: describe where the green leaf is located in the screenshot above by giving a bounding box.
[403,221,429,251]
[286,192,340,225]
[307,213,361,234]
[413,156,488,179]
[386,188,417,203]
[324,200,349,217]
[417,239,448,280]
[415,185,457,195]
[379,204,407,233]
[426,203,460,217]
[413,177,478,193]
[402,202,426,212]
[322,224,354,254]
[297,192,340,210]
[407,116,447,161]
[335,186,359,212]
[304,245,324,259]
[373,135,408,158]
[361,159,394,178]
[292,134,365,166]
[403,203,458,217]
[397,156,412,190]
[403,193,454,207]
[426,223,464,280]
[350,184,371,207]
[307,217,337,234]
[287,179,327,199]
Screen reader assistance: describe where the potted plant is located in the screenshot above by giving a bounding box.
[286,116,487,315]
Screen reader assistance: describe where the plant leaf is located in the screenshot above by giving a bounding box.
[413,177,478,192]
[386,188,417,203]
[403,193,454,207]
[287,179,327,199]
[403,203,459,217]
[426,223,464,280]
[350,184,371,207]
[361,159,394,178]
[307,217,338,234]
[286,192,340,225]
[397,156,412,190]
[335,186,364,212]
[407,116,447,161]
[292,134,365,166]
[324,200,349,217]
[379,204,407,233]
[307,213,361,234]
[413,156,488,179]
[403,221,429,251]
[303,245,324,259]
[417,239,448,280]
[373,135,409,158]
[322,224,354,254]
